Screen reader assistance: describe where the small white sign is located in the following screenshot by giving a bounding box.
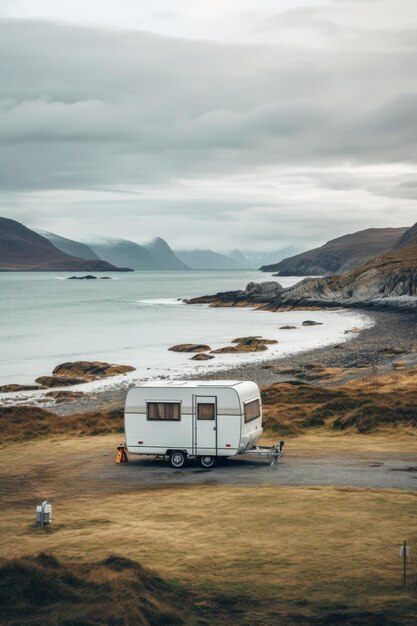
[400,546,410,558]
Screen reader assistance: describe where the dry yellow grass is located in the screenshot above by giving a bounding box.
[0,553,198,626]
[1,430,417,624]
[0,404,123,445]
[1,365,417,450]
[0,433,416,623]
[263,428,417,455]
[1,366,417,622]
[262,365,417,434]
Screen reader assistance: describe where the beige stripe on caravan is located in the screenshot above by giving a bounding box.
[125,406,241,416]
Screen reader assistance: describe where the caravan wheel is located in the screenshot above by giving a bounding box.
[169,451,186,469]
[199,455,216,469]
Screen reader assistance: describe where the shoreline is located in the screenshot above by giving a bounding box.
[32,307,417,415]
[197,308,417,386]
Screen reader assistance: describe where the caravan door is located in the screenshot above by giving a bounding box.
[193,395,217,456]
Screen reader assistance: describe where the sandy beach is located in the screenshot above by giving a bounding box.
[37,307,417,416]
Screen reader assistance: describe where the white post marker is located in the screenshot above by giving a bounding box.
[400,541,410,589]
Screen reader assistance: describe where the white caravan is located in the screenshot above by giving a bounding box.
[124,380,268,469]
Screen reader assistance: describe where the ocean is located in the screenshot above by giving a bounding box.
[0,271,371,388]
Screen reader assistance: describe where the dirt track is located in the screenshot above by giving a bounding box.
[92,444,417,492]
[2,435,416,510]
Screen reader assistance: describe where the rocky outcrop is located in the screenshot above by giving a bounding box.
[53,361,134,378]
[245,281,284,300]
[211,343,268,353]
[211,337,278,353]
[67,275,112,280]
[169,344,211,352]
[0,383,46,393]
[35,375,87,387]
[185,282,284,308]
[190,353,215,361]
[35,361,135,387]
[46,390,85,403]
[186,223,417,313]
[232,336,278,345]
[261,227,406,276]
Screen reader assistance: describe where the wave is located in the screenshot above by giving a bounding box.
[135,298,185,306]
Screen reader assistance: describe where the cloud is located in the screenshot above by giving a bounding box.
[0,10,416,248]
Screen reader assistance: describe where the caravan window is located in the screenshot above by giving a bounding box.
[197,403,215,420]
[244,399,260,423]
[147,402,181,421]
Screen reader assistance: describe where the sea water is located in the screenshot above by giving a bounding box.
[0,271,372,389]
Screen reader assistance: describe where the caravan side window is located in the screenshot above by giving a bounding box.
[147,402,181,421]
[244,399,260,423]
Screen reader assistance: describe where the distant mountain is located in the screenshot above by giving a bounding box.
[0,217,131,271]
[87,238,155,270]
[227,249,253,268]
[261,227,407,275]
[87,236,188,270]
[175,249,247,270]
[37,230,100,260]
[142,237,189,270]
[229,248,301,269]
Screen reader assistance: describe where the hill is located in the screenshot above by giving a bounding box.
[175,248,247,270]
[261,227,407,275]
[394,222,417,249]
[0,218,130,271]
[187,223,417,310]
[37,230,100,260]
[88,236,188,270]
[284,222,417,305]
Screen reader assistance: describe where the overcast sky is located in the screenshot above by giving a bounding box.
[0,0,416,251]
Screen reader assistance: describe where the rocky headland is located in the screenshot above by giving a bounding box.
[186,223,417,313]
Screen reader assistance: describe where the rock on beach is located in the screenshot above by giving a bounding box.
[35,361,135,387]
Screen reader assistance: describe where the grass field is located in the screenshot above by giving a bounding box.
[1,432,417,624]
[1,366,417,623]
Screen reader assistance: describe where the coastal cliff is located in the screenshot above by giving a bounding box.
[187,223,417,312]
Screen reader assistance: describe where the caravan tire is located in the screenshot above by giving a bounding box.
[199,455,216,469]
[169,451,186,469]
